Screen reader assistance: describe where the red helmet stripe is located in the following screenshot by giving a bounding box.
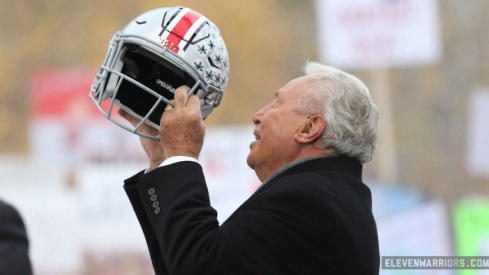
[165,10,202,53]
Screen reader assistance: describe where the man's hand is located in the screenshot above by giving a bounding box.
[117,108,166,171]
[160,86,205,160]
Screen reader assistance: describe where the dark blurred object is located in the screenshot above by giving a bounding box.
[0,200,32,275]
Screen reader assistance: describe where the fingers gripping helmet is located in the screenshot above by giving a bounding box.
[90,6,230,140]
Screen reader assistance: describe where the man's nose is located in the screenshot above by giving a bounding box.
[252,104,269,125]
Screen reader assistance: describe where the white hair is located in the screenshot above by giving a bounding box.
[298,62,379,163]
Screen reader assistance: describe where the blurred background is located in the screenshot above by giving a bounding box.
[0,0,488,274]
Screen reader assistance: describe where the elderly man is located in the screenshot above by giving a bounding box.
[120,62,380,275]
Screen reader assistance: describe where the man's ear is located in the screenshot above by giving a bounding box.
[295,115,326,144]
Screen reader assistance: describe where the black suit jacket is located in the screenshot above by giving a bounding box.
[0,200,33,275]
[124,156,380,275]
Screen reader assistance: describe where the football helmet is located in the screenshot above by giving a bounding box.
[90,6,230,140]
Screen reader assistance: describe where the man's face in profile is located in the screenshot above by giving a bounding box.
[247,76,312,181]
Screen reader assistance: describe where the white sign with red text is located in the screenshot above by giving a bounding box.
[316,0,441,69]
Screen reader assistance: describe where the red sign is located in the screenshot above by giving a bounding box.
[30,68,103,119]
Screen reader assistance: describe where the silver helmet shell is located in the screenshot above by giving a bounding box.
[90,6,230,140]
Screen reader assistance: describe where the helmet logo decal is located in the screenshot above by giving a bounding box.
[197,44,207,55]
[182,22,209,52]
[158,8,207,54]
[214,55,222,65]
[193,59,205,74]
[159,38,179,52]
[205,69,214,82]
[160,8,182,31]
[214,73,221,84]
[207,40,215,51]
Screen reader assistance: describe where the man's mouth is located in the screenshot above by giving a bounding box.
[253,130,261,141]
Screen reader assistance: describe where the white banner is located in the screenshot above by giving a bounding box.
[316,0,441,69]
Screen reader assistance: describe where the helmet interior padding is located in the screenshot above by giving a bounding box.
[115,44,197,125]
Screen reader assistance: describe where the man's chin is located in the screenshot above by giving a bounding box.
[246,154,255,170]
